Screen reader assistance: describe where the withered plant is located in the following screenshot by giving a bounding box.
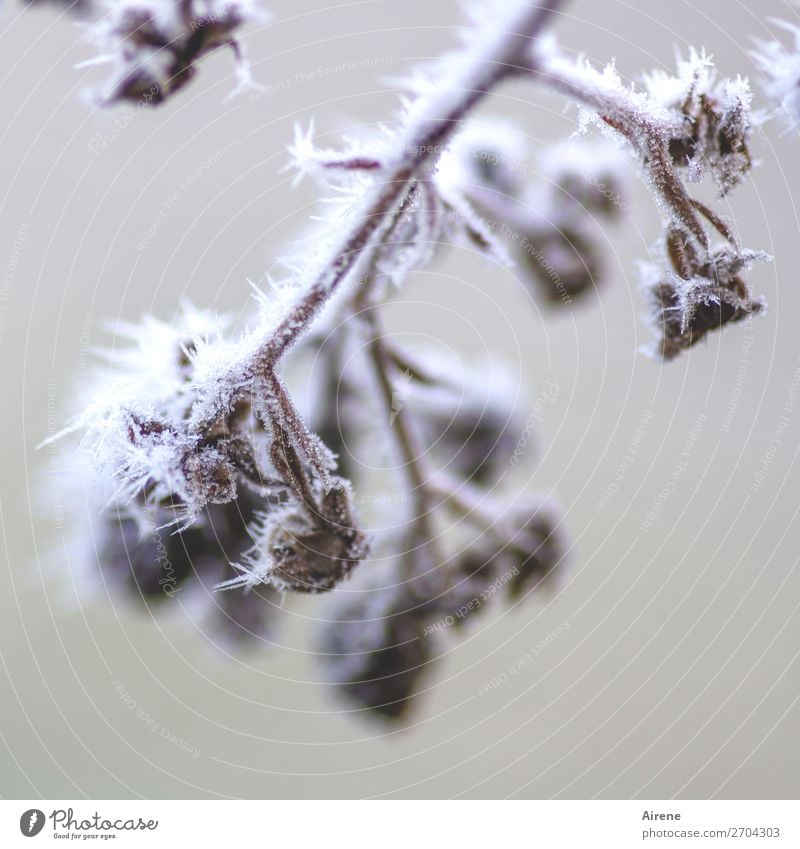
[44,0,791,719]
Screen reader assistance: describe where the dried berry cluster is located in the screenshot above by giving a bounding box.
[533,43,769,358]
[80,0,262,104]
[321,496,564,718]
[41,0,783,719]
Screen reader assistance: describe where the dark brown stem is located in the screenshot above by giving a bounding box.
[322,157,383,171]
[364,313,435,538]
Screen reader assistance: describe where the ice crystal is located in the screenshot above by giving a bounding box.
[286,121,384,188]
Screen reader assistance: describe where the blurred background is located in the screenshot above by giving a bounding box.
[1,0,799,799]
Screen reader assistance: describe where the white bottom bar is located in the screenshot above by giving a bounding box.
[2,800,798,847]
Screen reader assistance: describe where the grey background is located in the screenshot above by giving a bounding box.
[1,0,799,799]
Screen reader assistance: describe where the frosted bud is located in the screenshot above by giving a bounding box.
[644,230,767,360]
[406,358,522,485]
[321,586,431,719]
[645,51,752,195]
[502,497,566,600]
[519,222,602,303]
[437,119,530,198]
[182,445,238,504]
[83,0,264,105]
[540,140,629,218]
[219,481,368,594]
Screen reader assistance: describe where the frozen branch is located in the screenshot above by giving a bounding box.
[48,0,776,719]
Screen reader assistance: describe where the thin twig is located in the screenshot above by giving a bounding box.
[364,313,435,538]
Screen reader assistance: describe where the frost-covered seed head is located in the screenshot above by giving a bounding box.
[97,492,283,646]
[419,547,498,627]
[268,519,364,593]
[644,51,752,196]
[648,276,762,362]
[224,481,368,594]
[644,232,767,360]
[437,119,531,199]
[321,591,431,719]
[183,446,238,503]
[57,305,292,527]
[540,139,630,217]
[84,0,263,105]
[94,489,276,635]
[406,359,522,485]
[520,223,602,303]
